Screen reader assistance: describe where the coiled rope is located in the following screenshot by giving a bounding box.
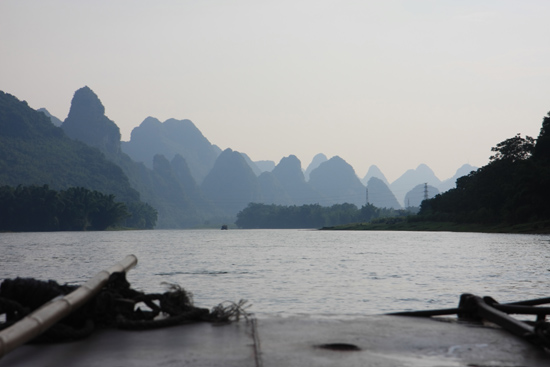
[0,272,249,343]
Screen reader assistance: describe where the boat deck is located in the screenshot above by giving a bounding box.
[2,315,549,367]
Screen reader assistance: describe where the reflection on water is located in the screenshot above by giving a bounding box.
[1,230,549,317]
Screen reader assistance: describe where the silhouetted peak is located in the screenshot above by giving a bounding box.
[255,160,276,173]
[61,86,121,155]
[66,86,105,119]
[171,154,193,180]
[122,116,219,183]
[367,176,385,186]
[129,117,162,140]
[0,91,64,139]
[37,108,63,127]
[311,156,357,178]
[276,155,302,171]
[393,164,440,184]
[309,153,327,164]
[455,164,477,176]
[164,118,194,129]
[327,155,345,164]
[272,155,305,182]
[362,165,389,186]
[210,148,254,172]
[437,163,478,193]
[172,153,187,166]
[220,147,234,156]
[404,184,439,207]
[309,156,364,207]
[416,163,434,175]
[324,155,348,167]
[201,148,260,215]
[239,152,262,176]
[390,163,441,206]
[305,153,328,180]
[153,154,172,174]
[142,116,162,127]
[366,177,401,209]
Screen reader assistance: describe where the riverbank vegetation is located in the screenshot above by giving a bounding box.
[326,112,550,234]
[322,217,550,234]
[235,202,415,229]
[0,185,157,231]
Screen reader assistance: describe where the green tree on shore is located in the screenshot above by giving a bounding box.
[419,112,550,227]
[0,185,157,231]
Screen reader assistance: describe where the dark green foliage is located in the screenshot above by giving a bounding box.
[533,112,550,161]
[122,201,158,229]
[235,202,409,229]
[0,90,158,230]
[419,127,550,226]
[0,185,133,231]
[0,90,139,203]
[489,133,535,163]
[59,87,212,228]
[0,92,64,139]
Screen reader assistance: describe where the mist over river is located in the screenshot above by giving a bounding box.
[1,229,549,317]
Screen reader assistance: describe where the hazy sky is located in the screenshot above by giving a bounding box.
[2,1,550,182]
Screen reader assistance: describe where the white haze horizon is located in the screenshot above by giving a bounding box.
[2,1,549,183]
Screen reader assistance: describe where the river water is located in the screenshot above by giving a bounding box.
[1,229,549,317]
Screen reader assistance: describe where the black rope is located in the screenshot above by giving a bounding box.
[0,272,249,343]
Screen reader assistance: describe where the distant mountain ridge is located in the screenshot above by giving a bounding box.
[2,86,478,228]
[201,148,262,215]
[404,184,439,208]
[0,90,160,228]
[272,155,323,205]
[390,164,442,206]
[37,108,62,126]
[122,116,221,183]
[366,177,401,209]
[59,87,222,228]
[437,164,477,192]
[0,90,137,202]
[362,165,390,187]
[254,160,276,173]
[305,153,328,180]
[62,86,122,156]
[309,156,365,207]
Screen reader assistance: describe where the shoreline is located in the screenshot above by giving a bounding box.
[321,220,550,234]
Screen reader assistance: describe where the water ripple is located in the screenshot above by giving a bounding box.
[1,229,549,316]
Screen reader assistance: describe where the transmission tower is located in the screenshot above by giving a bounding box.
[423,182,429,201]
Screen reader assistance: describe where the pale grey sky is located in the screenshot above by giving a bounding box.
[2,0,550,182]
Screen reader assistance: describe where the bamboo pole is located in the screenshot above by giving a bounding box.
[0,254,138,358]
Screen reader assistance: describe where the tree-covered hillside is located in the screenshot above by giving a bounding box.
[419,113,550,228]
[0,91,134,200]
[58,87,225,228]
[0,91,157,229]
